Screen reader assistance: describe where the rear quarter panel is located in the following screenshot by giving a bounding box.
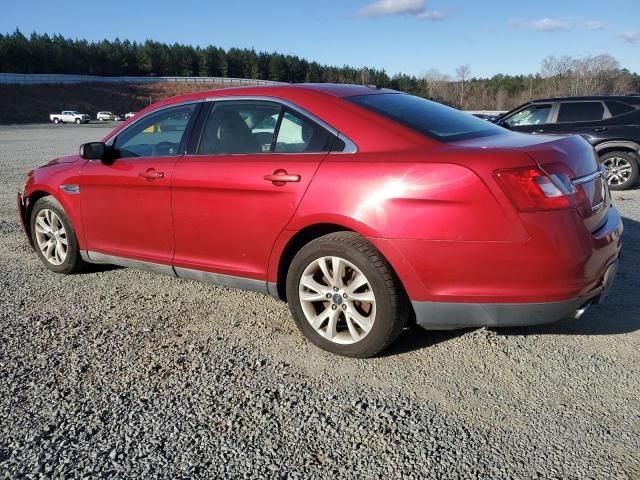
[272,150,534,298]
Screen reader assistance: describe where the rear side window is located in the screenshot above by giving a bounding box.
[198,101,281,154]
[346,93,503,142]
[557,102,605,123]
[605,101,635,117]
[197,101,337,155]
[275,110,335,153]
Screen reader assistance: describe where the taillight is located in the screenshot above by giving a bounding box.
[494,167,576,212]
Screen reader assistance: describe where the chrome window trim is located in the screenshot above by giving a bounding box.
[105,95,359,153]
[204,95,358,154]
[572,164,605,186]
[104,99,204,147]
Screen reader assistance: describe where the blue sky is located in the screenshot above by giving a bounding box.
[2,0,639,78]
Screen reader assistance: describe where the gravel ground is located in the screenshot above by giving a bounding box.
[1,123,639,479]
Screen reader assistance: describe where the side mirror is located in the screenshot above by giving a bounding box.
[79,142,106,160]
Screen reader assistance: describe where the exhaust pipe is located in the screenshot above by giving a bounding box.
[573,301,592,320]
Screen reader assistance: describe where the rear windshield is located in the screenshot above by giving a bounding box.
[346,93,504,142]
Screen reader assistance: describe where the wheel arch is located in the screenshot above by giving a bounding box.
[594,140,640,158]
[23,189,55,247]
[272,223,414,324]
[274,223,353,301]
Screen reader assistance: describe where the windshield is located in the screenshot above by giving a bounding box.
[346,93,505,142]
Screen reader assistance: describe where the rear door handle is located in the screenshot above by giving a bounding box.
[593,127,607,132]
[264,169,301,185]
[139,168,164,180]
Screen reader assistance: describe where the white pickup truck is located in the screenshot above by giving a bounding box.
[49,111,91,124]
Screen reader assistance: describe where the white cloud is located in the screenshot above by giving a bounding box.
[510,17,572,32]
[619,30,640,45]
[358,0,425,16]
[585,20,605,31]
[358,0,450,20]
[416,10,447,20]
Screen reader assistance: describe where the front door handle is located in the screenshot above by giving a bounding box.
[593,127,607,132]
[139,168,164,180]
[264,169,301,186]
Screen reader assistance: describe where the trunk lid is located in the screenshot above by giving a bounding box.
[521,135,608,233]
[456,132,609,232]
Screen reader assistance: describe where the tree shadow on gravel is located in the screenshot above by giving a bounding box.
[378,326,473,357]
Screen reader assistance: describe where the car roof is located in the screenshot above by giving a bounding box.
[152,83,397,107]
[530,95,640,105]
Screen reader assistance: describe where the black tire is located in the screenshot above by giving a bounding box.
[30,196,87,274]
[600,151,639,191]
[53,118,59,124]
[286,232,409,358]
[75,118,81,124]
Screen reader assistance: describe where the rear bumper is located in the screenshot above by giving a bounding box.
[413,260,618,330]
[374,205,623,329]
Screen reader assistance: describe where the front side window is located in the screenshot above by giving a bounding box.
[197,101,337,155]
[557,102,605,123]
[504,104,552,127]
[114,104,196,158]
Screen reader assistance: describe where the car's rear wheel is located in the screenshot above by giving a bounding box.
[53,118,59,124]
[286,232,408,358]
[30,196,87,274]
[601,151,639,191]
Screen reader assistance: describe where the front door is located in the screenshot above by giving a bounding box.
[79,103,198,264]
[172,100,337,281]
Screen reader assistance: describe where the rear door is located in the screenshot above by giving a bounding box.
[171,99,338,282]
[545,101,609,138]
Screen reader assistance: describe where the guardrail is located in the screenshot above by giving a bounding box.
[0,73,283,86]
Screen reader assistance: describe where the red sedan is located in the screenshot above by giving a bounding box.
[18,84,623,357]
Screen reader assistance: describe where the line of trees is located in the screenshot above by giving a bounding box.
[1,30,639,110]
[427,55,640,111]
[0,30,428,96]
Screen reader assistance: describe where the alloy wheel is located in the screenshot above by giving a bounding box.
[34,209,68,265]
[298,256,376,345]
[603,156,633,186]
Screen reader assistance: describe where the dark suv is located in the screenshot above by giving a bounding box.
[495,96,640,190]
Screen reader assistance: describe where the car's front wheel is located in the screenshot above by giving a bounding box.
[30,196,87,274]
[286,232,408,358]
[601,151,639,191]
[75,118,81,124]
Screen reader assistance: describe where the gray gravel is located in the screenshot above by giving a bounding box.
[1,123,639,479]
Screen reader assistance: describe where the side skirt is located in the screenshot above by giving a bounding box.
[81,250,280,299]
